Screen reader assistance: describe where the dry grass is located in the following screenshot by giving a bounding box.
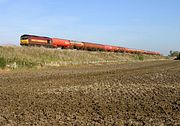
[0,46,165,69]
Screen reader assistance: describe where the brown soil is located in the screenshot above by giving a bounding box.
[0,60,180,125]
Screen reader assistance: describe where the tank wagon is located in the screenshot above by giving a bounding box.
[20,34,161,55]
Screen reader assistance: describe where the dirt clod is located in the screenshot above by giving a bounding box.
[0,60,180,125]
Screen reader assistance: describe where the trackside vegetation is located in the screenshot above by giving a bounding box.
[0,46,165,69]
[0,57,6,69]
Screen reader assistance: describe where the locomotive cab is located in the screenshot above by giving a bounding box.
[20,35,29,45]
[20,34,53,47]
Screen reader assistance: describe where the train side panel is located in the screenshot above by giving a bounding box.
[51,38,70,48]
[111,46,119,52]
[83,42,105,51]
[104,45,113,52]
[70,40,84,50]
[119,47,128,53]
[20,34,52,47]
[30,36,51,45]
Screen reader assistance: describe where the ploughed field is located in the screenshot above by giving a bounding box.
[0,60,180,125]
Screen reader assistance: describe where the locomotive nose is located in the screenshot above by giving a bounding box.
[20,39,29,45]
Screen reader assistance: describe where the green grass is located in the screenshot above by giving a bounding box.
[136,55,144,61]
[0,46,165,69]
[0,57,6,69]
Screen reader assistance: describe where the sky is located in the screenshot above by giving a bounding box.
[0,0,180,55]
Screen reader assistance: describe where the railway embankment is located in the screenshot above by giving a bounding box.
[0,46,166,70]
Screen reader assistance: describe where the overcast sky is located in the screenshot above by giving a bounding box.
[0,0,180,55]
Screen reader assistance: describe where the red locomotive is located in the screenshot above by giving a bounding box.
[20,34,160,55]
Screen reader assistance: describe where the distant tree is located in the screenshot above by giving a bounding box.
[175,52,180,60]
[169,50,180,57]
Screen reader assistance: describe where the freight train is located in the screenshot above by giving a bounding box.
[20,34,160,55]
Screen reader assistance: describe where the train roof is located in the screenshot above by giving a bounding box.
[21,34,51,39]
